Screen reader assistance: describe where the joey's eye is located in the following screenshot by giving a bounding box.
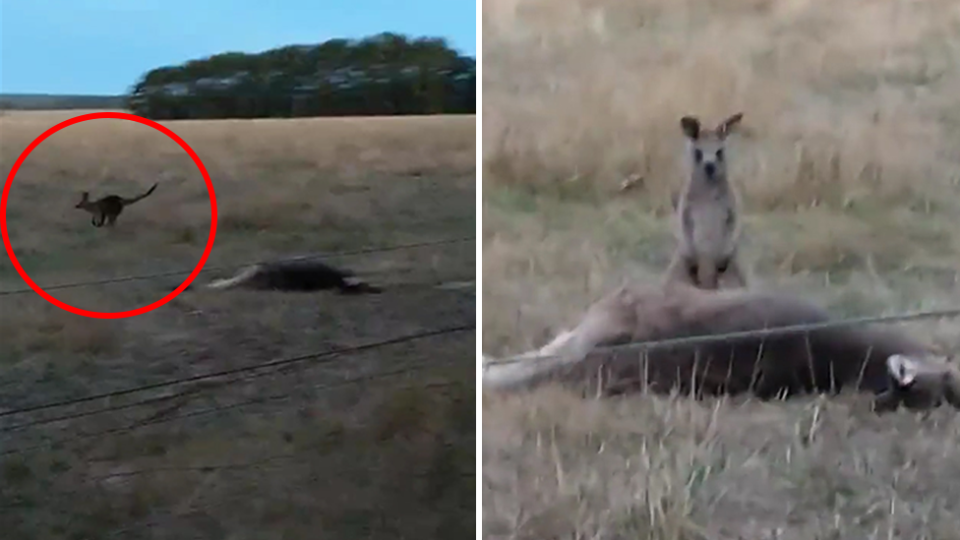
[687,262,699,278]
[716,259,729,274]
[716,149,724,162]
[693,149,703,162]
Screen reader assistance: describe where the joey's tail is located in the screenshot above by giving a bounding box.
[121,183,158,206]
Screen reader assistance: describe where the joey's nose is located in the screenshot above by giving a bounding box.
[703,162,716,177]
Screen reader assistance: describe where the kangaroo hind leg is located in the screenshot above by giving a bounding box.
[483,300,634,392]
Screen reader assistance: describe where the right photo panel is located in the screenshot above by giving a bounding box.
[481,0,960,537]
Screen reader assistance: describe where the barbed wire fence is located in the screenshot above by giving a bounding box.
[0,234,475,296]
[0,236,476,396]
[21,384,477,539]
[0,233,477,532]
[1,326,475,461]
[0,234,477,413]
[0,322,475,537]
[0,322,474,431]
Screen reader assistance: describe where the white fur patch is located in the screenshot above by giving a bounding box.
[343,276,363,286]
[887,354,919,386]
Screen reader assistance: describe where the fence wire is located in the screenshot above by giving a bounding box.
[484,306,960,366]
[0,323,474,422]
[0,235,474,296]
[0,324,474,457]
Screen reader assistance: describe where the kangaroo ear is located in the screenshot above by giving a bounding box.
[887,354,919,386]
[717,112,744,138]
[680,116,701,140]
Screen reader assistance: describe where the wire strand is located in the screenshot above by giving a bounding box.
[0,273,474,397]
[0,296,473,435]
[0,322,474,420]
[1,358,470,458]
[0,235,474,296]
[81,380,464,481]
[484,306,960,366]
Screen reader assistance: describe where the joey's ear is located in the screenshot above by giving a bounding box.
[887,354,919,386]
[680,116,701,140]
[716,112,744,138]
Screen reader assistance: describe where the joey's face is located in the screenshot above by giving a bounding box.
[75,192,89,208]
[680,113,743,183]
[687,136,728,182]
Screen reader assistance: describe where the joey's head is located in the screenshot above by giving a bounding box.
[75,192,90,208]
[680,113,743,184]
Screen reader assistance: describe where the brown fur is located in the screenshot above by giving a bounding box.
[667,113,746,290]
[75,183,158,227]
[663,244,748,291]
[482,283,947,408]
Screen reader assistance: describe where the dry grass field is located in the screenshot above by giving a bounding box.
[482,0,960,538]
[0,110,476,538]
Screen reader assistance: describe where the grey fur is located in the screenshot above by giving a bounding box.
[482,283,951,410]
[666,113,746,290]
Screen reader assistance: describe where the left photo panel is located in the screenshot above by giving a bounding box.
[0,1,477,537]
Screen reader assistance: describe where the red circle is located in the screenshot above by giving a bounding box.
[1,111,218,319]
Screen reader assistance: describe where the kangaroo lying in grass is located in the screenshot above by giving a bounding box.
[482,282,959,413]
[207,259,383,294]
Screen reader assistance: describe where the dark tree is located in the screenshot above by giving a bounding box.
[126,33,476,120]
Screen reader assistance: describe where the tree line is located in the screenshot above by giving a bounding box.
[0,94,124,111]
[128,33,475,120]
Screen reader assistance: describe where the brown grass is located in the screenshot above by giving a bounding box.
[482,0,960,537]
[0,111,475,538]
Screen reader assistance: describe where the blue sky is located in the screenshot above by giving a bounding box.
[0,0,476,95]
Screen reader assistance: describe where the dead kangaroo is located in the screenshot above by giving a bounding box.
[664,113,747,290]
[207,259,382,294]
[75,183,158,227]
[482,283,959,412]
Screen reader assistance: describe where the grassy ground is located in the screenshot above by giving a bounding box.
[482,0,960,538]
[0,111,476,538]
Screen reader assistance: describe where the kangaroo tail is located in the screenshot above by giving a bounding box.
[121,183,158,206]
[433,280,474,291]
[207,266,261,289]
[337,276,383,295]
